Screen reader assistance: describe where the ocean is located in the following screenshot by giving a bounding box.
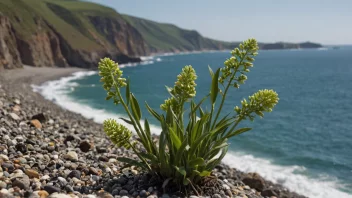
[33,47,352,198]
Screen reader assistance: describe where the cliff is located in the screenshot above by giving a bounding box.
[0,0,146,69]
[0,0,323,70]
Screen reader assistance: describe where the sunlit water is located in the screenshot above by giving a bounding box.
[33,47,352,198]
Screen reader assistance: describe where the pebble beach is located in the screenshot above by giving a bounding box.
[0,66,306,198]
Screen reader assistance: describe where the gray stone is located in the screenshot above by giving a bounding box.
[67,170,81,179]
[58,177,68,186]
[211,194,222,198]
[147,186,154,193]
[119,190,128,196]
[140,190,148,197]
[47,193,71,198]
[64,151,78,161]
[44,185,61,194]
[9,113,20,121]
[12,175,30,189]
[0,181,7,189]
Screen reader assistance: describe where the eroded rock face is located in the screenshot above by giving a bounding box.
[17,29,69,67]
[88,15,148,57]
[0,15,22,70]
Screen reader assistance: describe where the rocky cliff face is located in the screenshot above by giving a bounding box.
[0,15,22,70]
[0,0,146,69]
[16,19,69,67]
[0,15,144,69]
[88,16,148,57]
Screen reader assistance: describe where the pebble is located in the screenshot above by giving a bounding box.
[79,141,92,152]
[68,170,81,179]
[30,119,42,129]
[44,185,61,194]
[12,175,30,189]
[9,113,20,120]
[64,151,78,161]
[0,181,7,189]
[25,169,40,178]
[48,193,72,198]
[119,190,128,196]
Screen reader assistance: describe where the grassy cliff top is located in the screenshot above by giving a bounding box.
[0,0,124,50]
[122,14,239,52]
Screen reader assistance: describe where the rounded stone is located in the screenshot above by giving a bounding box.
[119,189,128,196]
[25,169,40,178]
[64,151,78,161]
[79,141,92,152]
[43,185,61,194]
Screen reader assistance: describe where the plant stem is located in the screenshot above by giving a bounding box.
[211,51,249,129]
[211,72,236,129]
[111,74,152,153]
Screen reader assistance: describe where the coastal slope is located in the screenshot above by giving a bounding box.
[0,0,147,69]
[122,15,239,53]
[0,0,323,70]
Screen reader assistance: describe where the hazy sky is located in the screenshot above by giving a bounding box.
[86,0,352,45]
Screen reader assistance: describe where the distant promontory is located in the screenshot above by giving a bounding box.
[260,42,323,50]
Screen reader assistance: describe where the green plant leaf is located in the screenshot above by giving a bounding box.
[169,127,182,149]
[175,137,189,166]
[199,170,211,176]
[145,102,161,121]
[139,152,158,164]
[189,157,205,167]
[183,177,190,185]
[117,157,148,170]
[174,166,187,176]
[144,119,158,154]
[119,117,133,125]
[210,68,220,104]
[162,178,172,189]
[208,65,214,77]
[130,93,142,120]
[225,127,252,138]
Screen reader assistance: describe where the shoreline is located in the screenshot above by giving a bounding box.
[0,66,307,198]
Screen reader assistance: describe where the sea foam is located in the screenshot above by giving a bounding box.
[32,68,352,198]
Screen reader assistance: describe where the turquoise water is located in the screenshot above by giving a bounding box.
[39,47,352,197]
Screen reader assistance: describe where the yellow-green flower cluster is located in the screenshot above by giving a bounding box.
[160,97,180,114]
[235,89,279,121]
[98,58,126,103]
[219,39,259,88]
[160,65,197,112]
[103,119,133,149]
[172,65,197,99]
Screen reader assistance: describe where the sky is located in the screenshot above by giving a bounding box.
[86,0,352,45]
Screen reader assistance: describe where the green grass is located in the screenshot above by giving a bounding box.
[0,0,125,50]
[122,15,239,52]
